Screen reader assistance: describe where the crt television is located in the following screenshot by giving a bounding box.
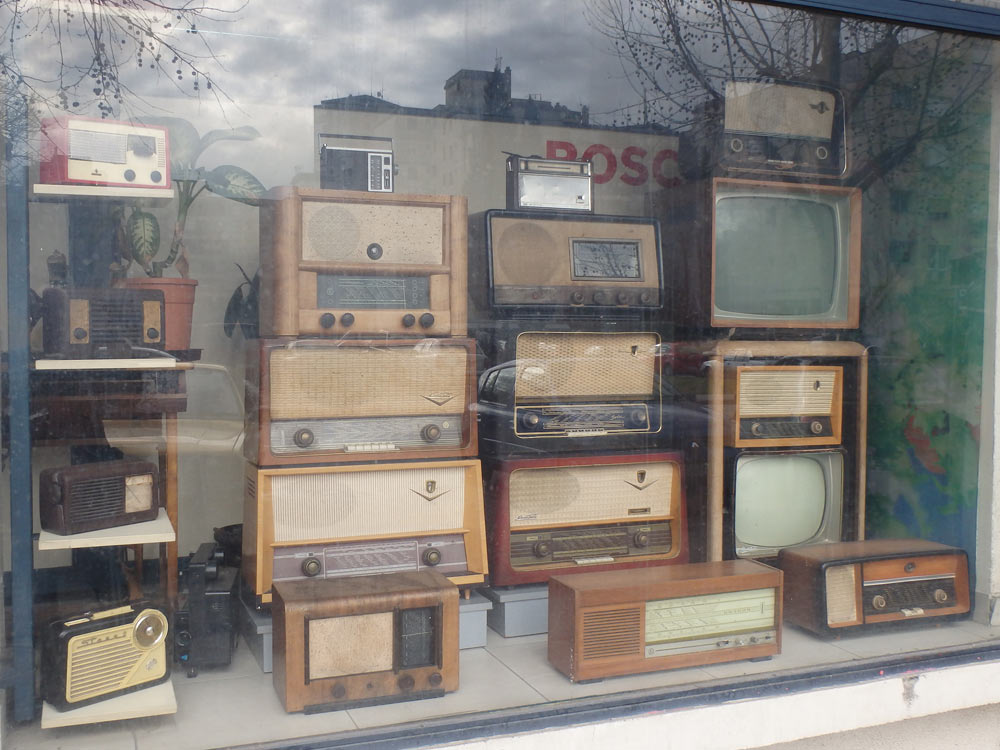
[711,177,861,329]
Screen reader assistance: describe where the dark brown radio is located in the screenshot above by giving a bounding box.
[777,538,970,636]
[42,601,171,710]
[244,337,477,466]
[42,287,165,357]
[259,187,468,338]
[39,460,160,535]
[272,571,458,713]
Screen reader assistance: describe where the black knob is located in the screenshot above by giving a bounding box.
[904,562,916,573]
[569,291,585,304]
[340,312,355,327]
[319,312,336,329]
[366,243,383,260]
[633,531,649,548]
[810,421,824,435]
[419,312,435,328]
[629,408,647,425]
[150,170,163,183]
[293,428,315,448]
[398,674,415,691]
[593,291,608,305]
[523,412,541,428]
[422,548,441,566]
[421,424,442,443]
[124,169,136,182]
[332,684,346,699]
[872,594,887,610]
[147,327,160,340]
[73,327,88,341]
[533,541,551,558]
[428,672,443,687]
[402,313,416,327]
[301,557,322,577]
[617,292,629,305]
[639,291,652,305]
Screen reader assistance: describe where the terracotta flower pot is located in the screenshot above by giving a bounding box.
[118,277,198,351]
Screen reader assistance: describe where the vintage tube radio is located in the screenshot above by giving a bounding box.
[259,187,468,338]
[506,156,593,212]
[477,330,662,456]
[42,602,170,710]
[244,338,477,466]
[548,560,782,682]
[778,539,970,636]
[243,459,488,605]
[485,452,688,586]
[40,117,171,190]
[39,459,160,535]
[272,571,458,713]
[481,210,661,314]
[42,287,166,358]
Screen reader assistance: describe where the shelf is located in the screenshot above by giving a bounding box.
[37,509,175,550]
[40,681,177,728]
[33,184,174,199]
[34,358,193,371]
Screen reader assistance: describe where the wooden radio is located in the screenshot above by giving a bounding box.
[244,337,477,466]
[259,186,468,338]
[39,459,160,535]
[485,452,688,586]
[778,538,970,636]
[42,602,170,710]
[42,287,166,357]
[272,571,458,713]
[243,459,488,604]
[548,560,782,682]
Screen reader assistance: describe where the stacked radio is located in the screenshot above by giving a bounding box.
[248,184,485,711]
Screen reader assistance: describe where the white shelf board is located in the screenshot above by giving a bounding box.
[41,681,176,728]
[34,358,191,371]
[37,508,175,550]
[33,183,174,199]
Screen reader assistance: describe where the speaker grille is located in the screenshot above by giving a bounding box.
[493,221,560,280]
[302,201,444,264]
[515,332,657,399]
[89,297,144,345]
[308,612,393,679]
[581,607,642,660]
[68,476,125,524]
[825,564,858,625]
[738,368,838,417]
[508,461,675,528]
[270,466,466,542]
[268,344,468,420]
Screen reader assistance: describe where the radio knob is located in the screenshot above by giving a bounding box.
[124,169,136,182]
[810,420,824,435]
[523,412,541,428]
[592,291,608,305]
[402,313,416,327]
[293,428,315,448]
[872,594,887,610]
[934,588,949,603]
[366,243,384,260]
[419,313,435,328]
[319,312,336,329]
[340,312,355,327]
[398,675,415,692]
[570,291,585,304]
[816,145,830,161]
[428,672,443,687]
[617,292,629,305]
[421,424,442,443]
[150,170,163,184]
[629,408,647,425]
[422,548,442,566]
[904,562,916,573]
[533,541,552,558]
[147,327,160,340]
[633,531,649,548]
[729,137,745,153]
[750,422,764,436]
[639,291,652,305]
[73,327,88,341]
[301,557,322,577]
[332,684,347,699]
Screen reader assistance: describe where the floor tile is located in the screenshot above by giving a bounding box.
[4,719,137,750]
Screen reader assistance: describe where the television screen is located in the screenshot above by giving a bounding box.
[712,178,860,328]
[733,450,844,557]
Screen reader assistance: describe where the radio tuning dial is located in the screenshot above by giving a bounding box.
[73,327,88,341]
[810,420,824,435]
[533,541,552,558]
[570,291,585,304]
[293,428,315,448]
[319,312,336,329]
[419,313,435,328]
[301,557,322,577]
[366,243,384,260]
[428,672,443,687]
[934,589,949,603]
[422,548,442,566]
[421,424,442,443]
[332,684,347,699]
[592,291,608,305]
[398,675,415,691]
[402,313,416,327]
[633,531,649,548]
[617,292,629,305]
[340,312,355,327]
[639,291,652,305]
[872,594,887,610]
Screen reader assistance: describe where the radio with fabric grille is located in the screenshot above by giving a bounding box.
[39,459,159,535]
[242,459,488,604]
[41,287,165,358]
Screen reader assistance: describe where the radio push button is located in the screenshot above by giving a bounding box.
[319,312,336,329]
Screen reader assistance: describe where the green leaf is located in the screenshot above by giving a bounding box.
[204,165,267,205]
[126,210,160,268]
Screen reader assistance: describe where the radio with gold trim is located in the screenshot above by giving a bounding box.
[778,539,970,636]
[42,602,170,710]
[41,287,166,357]
[259,187,468,338]
[485,452,688,586]
[244,337,477,466]
[547,560,782,682]
[273,571,458,713]
[39,459,160,535]
[243,459,488,604]
[477,330,662,455]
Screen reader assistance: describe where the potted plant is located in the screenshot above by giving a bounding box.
[112,116,266,350]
